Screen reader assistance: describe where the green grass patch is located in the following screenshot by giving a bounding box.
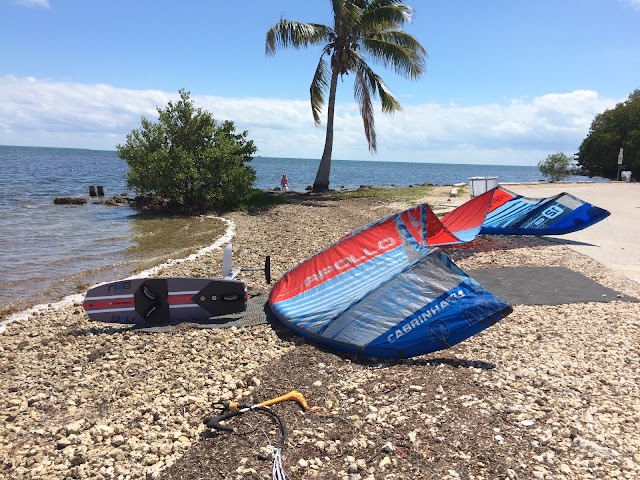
[238,189,290,210]
[238,184,459,211]
[333,185,437,203]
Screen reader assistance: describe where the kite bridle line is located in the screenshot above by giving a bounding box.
[203,390,334,480]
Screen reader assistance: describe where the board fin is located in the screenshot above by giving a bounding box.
[222,244,239,279]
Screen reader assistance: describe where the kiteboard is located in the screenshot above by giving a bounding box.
[83,243,271,325]
[83,277,248,325]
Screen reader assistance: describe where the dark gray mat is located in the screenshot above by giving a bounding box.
[192,294,271,329]
[133,294,270,333]
[468,266,638,306]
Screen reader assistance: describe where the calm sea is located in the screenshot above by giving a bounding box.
[0,145,605,316]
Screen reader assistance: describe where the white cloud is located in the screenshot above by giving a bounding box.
[370,90,615,164]
[15,0,50,8]
[620,0,640,11]
[0,75,619,165]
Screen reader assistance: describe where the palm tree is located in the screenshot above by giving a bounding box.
[266,0,426,192]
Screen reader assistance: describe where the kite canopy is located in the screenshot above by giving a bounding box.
[268,186,609,358]
[475,186,610,236]
[403,186,611,246]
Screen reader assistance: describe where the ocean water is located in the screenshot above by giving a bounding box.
[0,146,229,315]
[0,145,605,315]
[255,157,548,190]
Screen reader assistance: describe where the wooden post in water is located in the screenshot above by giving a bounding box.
[89,186,97,197]
[97,186,105,196]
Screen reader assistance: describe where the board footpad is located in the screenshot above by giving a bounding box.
[193,280,247,316]
[134,279,170,323]
[143,303,161,319]
[141,285,158,300]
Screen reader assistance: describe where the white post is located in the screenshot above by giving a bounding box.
[617,148,624,181]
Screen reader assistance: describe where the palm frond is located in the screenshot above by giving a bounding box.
[332,0,344,29]
[355,57,402,115]
[353,67,377,152]
[376,77,402,114]
[310,56,331,125]
[362,37,425,79]
[334,0,363,33]
[361,1,414,31]
[371,29,427,54]
[265,20,332,55]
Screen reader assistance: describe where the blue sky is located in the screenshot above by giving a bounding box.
[1,0,639,165]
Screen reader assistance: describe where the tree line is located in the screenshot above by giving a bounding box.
[540,89,639,182]
[577,89,639,180]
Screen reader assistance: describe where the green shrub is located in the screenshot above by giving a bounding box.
[538,153,572,182]
[117,89,256,212]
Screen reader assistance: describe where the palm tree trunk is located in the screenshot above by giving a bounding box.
[313,69,340,192]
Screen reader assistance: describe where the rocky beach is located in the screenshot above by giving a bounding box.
[1,184,639,480]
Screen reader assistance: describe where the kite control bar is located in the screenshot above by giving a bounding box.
[203,390,310,432]
[203,390,337,479]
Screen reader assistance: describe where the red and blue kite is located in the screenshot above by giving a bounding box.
[269,187,610,358]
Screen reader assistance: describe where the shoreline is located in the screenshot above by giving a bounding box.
[1,182,639,480]
[0,217,236,335]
